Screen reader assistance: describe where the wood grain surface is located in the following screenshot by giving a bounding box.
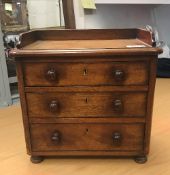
[30,123,144,152]
[22,39,150,50]
[23,61,148,86]
[26,92,147,118]
[11,29,162,163]
[10,29,162,58]
[0,78,169,175]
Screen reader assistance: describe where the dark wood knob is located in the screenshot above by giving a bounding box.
[51,131,60,143]
[112,132,122,145]
[113,99,123,113]
[49,100,58,113]
[114,70,124,82]
[46,68,57,81]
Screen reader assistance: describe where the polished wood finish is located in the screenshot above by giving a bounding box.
[16,63,32,154]
[26,92,147,118]
[22,39,150,50]
[23,61,149,86]
[13,29,162,50]
[30,123,144,151]
[11,29,161,163]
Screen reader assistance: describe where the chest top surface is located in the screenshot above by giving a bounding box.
[10,28,162,58]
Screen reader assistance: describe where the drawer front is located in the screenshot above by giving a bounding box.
[23,62,148,86]
[31,123,144,151]
[26,92,147,118]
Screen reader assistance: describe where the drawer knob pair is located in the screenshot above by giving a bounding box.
[49,99,123,113]
[114,70,125,82]
[51,131,121,145]
[46,68,124,83]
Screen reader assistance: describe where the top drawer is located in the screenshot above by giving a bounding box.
[23,61,148,87]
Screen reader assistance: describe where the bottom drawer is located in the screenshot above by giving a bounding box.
[31,123,144,152]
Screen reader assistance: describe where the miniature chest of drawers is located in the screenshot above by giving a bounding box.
[11,29,162,164]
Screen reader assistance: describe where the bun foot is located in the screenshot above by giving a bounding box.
[30,156,44,164]
[134,156,147,164]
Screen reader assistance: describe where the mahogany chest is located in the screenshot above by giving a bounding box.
[11,29,162,163]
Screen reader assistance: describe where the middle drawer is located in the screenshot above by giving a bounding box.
[26,92,147,118]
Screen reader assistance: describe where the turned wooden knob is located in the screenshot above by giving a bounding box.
[46,68,57,81]
[112,132,122,145]
[51,131,60,143]
[113,99,123,113]
[114,70,125,82]
[49,100,58,113]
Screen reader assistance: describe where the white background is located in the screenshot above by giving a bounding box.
[74,0,170,46]
[27,0,64,29]
[95,0,170,4]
